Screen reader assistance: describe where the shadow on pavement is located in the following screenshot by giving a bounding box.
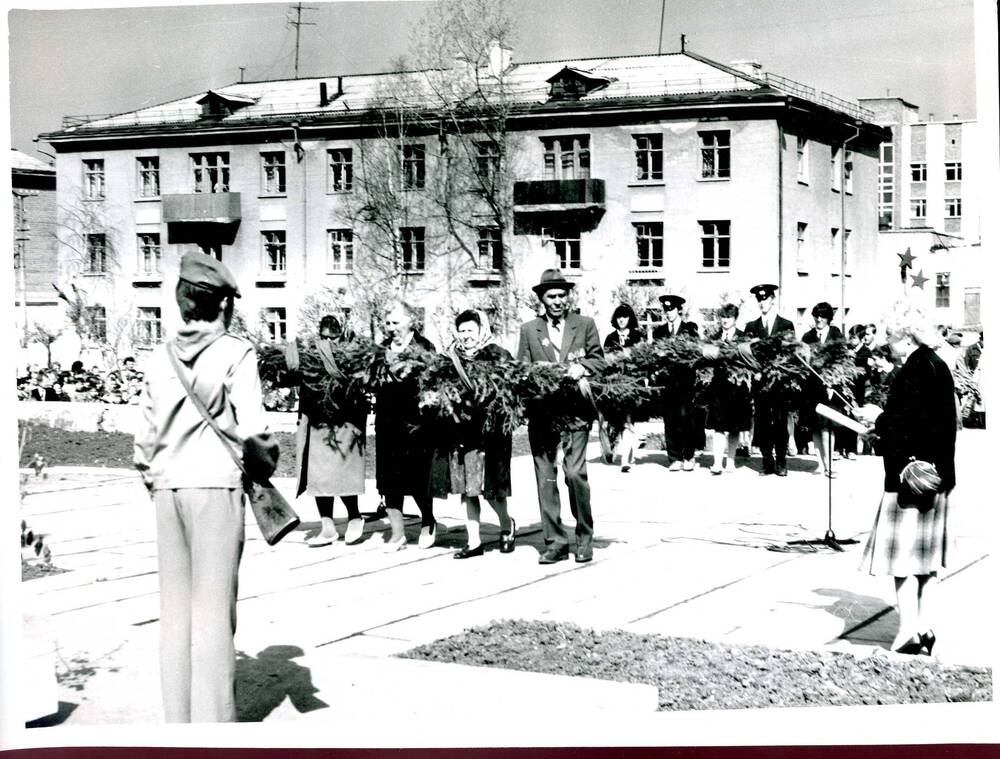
[235,644,328,722]
[811,587,895,649]
[26,701,78,728]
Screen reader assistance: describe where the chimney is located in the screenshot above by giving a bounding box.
[928,112,935,121]
[952,113,959,119]
[488,42,512,78]
[337,76,343,98]
[729,60,763,78]
[319,82,329,107]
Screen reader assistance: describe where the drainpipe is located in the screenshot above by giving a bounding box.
[777,123,784,309]
[840,122,861,333]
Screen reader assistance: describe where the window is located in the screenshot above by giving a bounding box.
[796,222,808,270]
[191,152,230,193]
[475,141,501,185]
[262,308,287,342]
[402,144,426,190]
[844,149,854,193]
[910,199,927,219]
[796,136,809,183]
[699,131,730,179]
[86,234,108,273]
[136,307,163,345]
[946,197,962,218]
[945,162,963,181]
[399,227,425,272]
[936,273,950,308]
[137,157,159,198]
[328,229,354,272]
[261,152,286,194]
[542,135,590,180]
[633,222,663,268]
[83,159,105,199]
[199,241,222,260]
[910,162,927,182]
[477,227,503,271]
[830,147,842,191]
[879,143,895,230]
[544,226,581,270]
[262,231,286,272]
[84,306,106,340]
[633,134,663,181]
[327,148,353,192]
[699,220,731,268]
[137,233,161,275]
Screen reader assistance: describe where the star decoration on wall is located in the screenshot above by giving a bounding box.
[910,269,929,289]
[898,247,916,269]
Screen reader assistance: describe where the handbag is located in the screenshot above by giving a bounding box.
[897,457,942,512]
[167,343,300,546]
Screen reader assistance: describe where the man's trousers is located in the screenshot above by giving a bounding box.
[528,424,594,549]
[155,488,245,723]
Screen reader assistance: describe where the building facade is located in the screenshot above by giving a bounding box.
[40,50,886,356]
[860,97,983,330]
[11,149,60,343]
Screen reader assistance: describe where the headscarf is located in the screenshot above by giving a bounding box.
[453,309,496,359]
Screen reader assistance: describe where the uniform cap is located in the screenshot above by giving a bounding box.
[178,252,241,298]
[658,294,686,309]
[750,283,778,300]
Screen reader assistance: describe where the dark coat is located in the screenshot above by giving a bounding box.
[603,328,643,353]
[706,327,752,432]
[743,314,795,339]
[802,325,844,345]
[652,319,699,341]
[875,345,956,492]
[374,332,447,497]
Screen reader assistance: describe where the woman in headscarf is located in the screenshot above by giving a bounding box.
[856,303,956,655]
[448,309,516,559]
[284,314,367,547]
[602,303,643,472]
[373,300,445,551]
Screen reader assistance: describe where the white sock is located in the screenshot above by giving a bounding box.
[465,520,481,549]
[320,516,337,538]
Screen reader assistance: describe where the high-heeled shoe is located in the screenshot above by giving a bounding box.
[382,534,407,553]
[499,518,516,554]
[418,522,437,549]
[894,635,927,655]
[920,630,937,655]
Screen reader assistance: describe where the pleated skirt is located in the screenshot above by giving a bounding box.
[859,490,950,577]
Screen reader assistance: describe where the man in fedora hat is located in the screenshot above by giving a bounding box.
[652,294,701,471]
[517,269,605,564]
[135,251,277,721]
[742,283,795,476]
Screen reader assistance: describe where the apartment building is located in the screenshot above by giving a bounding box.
[860,97,983,329]
[39,49,886,355]
[11,149,59,340]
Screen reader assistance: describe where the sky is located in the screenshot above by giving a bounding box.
[6,0,979,157]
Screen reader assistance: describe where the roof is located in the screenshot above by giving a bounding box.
[10,149,55,173]
[43,51,877,139]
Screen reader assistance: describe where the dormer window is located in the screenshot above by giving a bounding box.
[546,67,613,101]
[196,90,254,120]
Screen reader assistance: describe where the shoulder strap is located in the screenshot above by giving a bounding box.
[167,342,247,476]
[448,346,474,390]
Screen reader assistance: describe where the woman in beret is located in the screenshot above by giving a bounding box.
[856,304,956,656]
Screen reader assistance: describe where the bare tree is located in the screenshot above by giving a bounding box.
[53,282,134,371]
[25,324,62,368]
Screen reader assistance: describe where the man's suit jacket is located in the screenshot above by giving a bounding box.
[516,311,605,375]
[652,319,699,341]
[802,325,844,345]
[743,314,795,339]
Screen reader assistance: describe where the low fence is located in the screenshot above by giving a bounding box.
[17,402,299,434]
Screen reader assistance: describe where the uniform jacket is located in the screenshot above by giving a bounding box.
[709,326,745,342]
[603,328,643,353]
[652,319,699,341]
[802,325,844,344]
[742,314,795,339]
[134,322,271,490]
[875,344,956,492]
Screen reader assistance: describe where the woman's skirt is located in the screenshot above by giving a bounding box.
[449,435,512,500]
[859,490,950,577]
[300,421,365,497]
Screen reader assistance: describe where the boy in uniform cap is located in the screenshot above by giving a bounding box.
[652,294,701,470]
[742,283,795,475]
[134,251,276,722]
[517,269,606,564]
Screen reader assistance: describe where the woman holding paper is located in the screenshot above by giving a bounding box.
[856,303,956,656]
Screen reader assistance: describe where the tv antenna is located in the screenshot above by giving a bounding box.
[288,3,317,79]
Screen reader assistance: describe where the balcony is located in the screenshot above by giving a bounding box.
[163,192,241,224]
[513,179,605,234]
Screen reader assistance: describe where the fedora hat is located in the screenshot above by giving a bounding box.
[532,268,576,296]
